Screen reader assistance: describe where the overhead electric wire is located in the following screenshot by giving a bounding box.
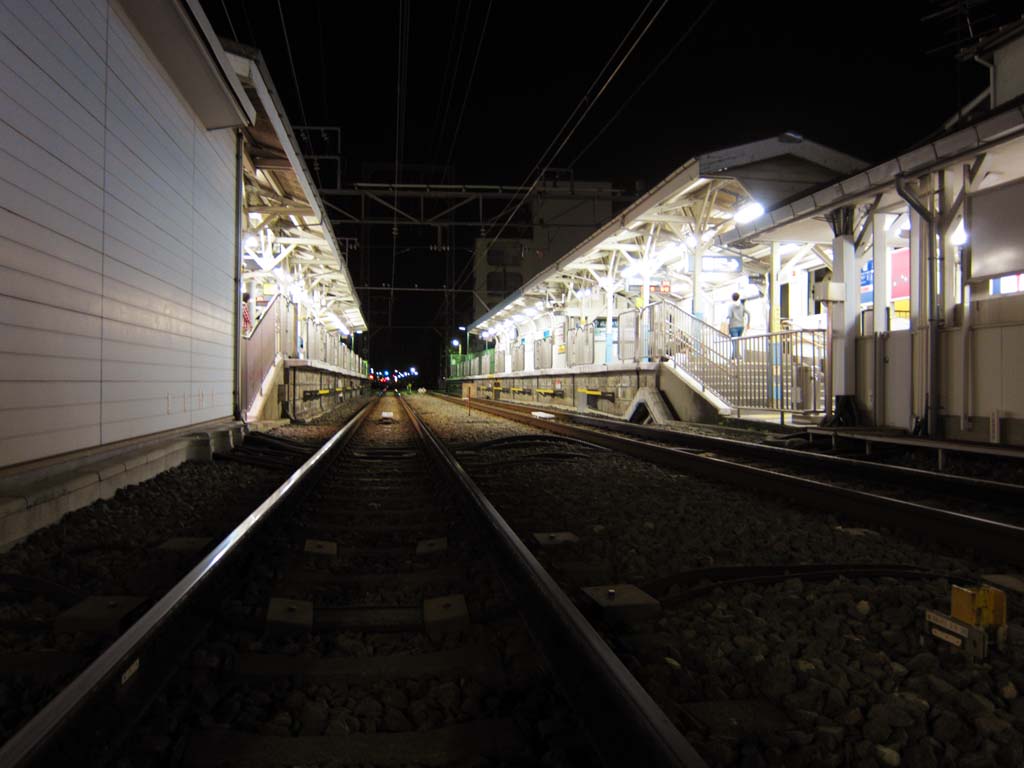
[275,0,309,126]
[447,0,666,296]
[442,0,493,174]
[276,0,321,188]
[569,0,720,170]
[433,0,474,174]
[485,0,670,247]
[316,1,330,124]
[430,0,466,170]
[443,0,658,298]
[484,0,654,230]
[389,0,411,328]
[220,0,238,42]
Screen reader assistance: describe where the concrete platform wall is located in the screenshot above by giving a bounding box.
[284,368,370,422]
[460,368,657,419]
[0,425,243,550]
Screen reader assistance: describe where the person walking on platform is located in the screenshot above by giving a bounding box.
[727,292,750,360]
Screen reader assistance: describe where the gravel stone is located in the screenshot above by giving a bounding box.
[299,700,328,735]
[974,715,1013,741]
[868,699,916,729]
[381,688,408,710]
[958,691,997,717]
[876,744,902,767]
[902,741,939,768]
[863,717,893,744]
[927,674,958,698]
[906,652,939,675]
[354,696,382,718]
[383,706,412,732]
[434,681,461,711]
[931,710,964,743]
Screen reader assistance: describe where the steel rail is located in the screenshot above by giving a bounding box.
[445,396,1024,507]
[435,395,1024,566]
[0,402,375,767]
[398,394,708,768]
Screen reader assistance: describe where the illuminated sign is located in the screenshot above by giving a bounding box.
[702,256,741,273]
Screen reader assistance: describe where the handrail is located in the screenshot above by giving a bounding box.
[243,293,281,340]
[0,404,374,767]
[624,298,827,414]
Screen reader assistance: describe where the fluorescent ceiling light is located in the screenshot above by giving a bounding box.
[951,219,967,246]
[734,202,764,224]
[656,243,687,260]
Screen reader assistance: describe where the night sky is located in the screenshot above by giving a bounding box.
[201,0,1009,382]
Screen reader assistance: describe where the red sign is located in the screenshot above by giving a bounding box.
[891,248,910,300]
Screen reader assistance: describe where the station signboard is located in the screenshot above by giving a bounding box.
[701,255,742,273]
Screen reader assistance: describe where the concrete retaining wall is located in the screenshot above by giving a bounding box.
[284,368,370,422]
[461,368,657,419]
[0,426,243,550]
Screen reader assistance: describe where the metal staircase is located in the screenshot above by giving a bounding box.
[621,300,827,418]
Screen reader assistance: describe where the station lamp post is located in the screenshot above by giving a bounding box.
[458,325,468,354]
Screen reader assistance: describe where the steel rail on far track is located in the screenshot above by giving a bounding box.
[397,394,708,768]
[449,396,1024,508]
[434,395,1024,567]
[0,402,375,768]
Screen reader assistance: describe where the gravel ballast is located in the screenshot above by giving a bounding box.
[409,394,1024,768]
[0,404,370,746]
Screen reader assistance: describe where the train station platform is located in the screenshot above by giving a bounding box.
[805,427,1024,470]
[0,420,245,550]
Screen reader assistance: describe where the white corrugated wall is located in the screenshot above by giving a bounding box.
[0,0,237,467]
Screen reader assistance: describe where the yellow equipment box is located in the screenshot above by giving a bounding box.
[951,585,1007,629]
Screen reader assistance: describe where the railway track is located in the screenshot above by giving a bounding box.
[412,394,1024,768]
[0,394,704,768]
[434,395,1024,565]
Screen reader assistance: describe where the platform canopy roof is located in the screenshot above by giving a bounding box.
[470,133,866,335]
[224,43,366,334]
[717,101,1024,255]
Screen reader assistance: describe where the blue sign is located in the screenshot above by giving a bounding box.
[860,259,873,305]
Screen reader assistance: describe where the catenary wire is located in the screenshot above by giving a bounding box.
[433,0,475,175]
[219,0,238,42]
[442,0,493,174]
[483,0,670,249]
[448,0,667,297]
[430,0,466,170]
[569,0,720,170]
[389,0,411,328]
[443,0,658,299]
[483,0,655,232]
[275,0,321,189]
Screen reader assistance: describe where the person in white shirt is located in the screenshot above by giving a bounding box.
[727,292,750,359]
